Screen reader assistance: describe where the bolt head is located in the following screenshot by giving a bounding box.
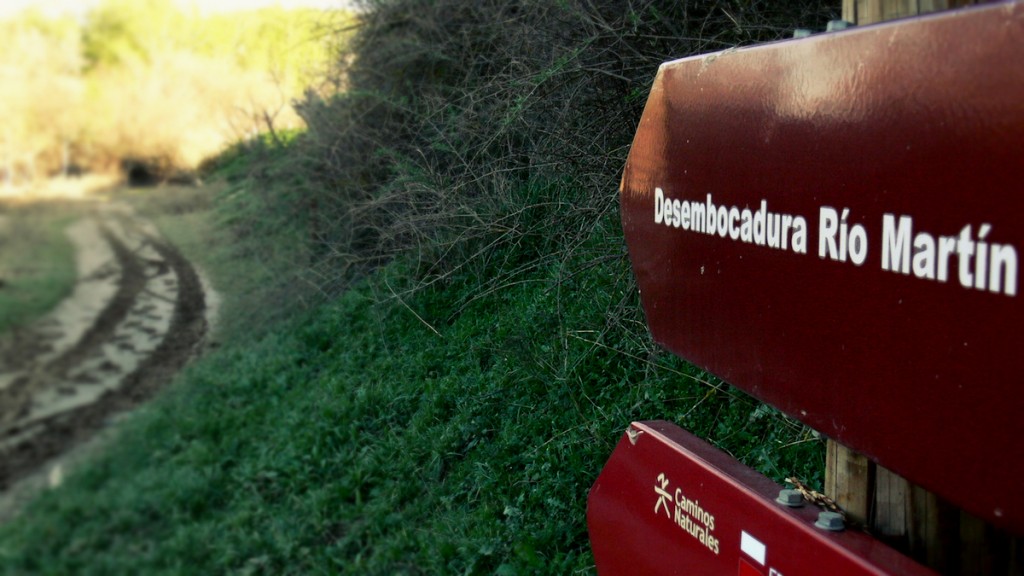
[793,28,813,38]
[827,19,853,32]
[815,511,845,531]
[776,489,804,507]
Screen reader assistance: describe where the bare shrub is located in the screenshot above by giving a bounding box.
[296,0,839,294]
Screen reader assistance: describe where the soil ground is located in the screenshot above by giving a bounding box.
[0,195,217,522]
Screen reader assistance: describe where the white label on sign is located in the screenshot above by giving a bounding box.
[741,531,766,566]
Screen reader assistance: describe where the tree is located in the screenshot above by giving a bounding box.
[81,0,185,71]
[0,10,83,182]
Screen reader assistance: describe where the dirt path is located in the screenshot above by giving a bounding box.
[0,201,214,519]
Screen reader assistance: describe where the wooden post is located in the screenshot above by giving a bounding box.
[873,465,909,547]
[908,482,953,571]
[843,0,984,25]
[825,441,871,527]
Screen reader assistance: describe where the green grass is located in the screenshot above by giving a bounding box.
[0,202,77,334]
[0,185,823,574]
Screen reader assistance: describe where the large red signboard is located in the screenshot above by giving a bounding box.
[620,4,1024,533]
[588,422,934,575]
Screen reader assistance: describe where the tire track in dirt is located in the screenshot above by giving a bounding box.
[0,230,146,431]
[0,203,212,495]
[41,229,148,379]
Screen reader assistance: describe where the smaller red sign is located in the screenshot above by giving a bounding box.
[588,421,935,575]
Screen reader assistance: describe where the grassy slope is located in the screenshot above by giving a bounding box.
[0,175,822,574]
[0,202,77,334]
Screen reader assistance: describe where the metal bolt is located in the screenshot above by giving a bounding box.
[776,489,804,507]
[826,20,853,32]
[793,28,813,38]
[815,511,845,531]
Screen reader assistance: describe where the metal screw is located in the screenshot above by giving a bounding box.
[793,28,813,38]
[776,489,804,507]
[815,511,845,531]
[826,20,853,32]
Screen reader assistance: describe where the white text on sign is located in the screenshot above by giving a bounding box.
[652,188,1018,296]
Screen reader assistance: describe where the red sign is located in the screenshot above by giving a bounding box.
[620,4,1024,533]
[588,421,935,575]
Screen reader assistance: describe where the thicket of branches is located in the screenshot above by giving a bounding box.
[292,0,839,293]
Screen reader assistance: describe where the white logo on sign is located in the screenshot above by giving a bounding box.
[654,473,672,517]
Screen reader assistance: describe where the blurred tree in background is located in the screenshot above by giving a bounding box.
[0,10,83,183]
[82,0,186,70]
[2,0,350,184]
